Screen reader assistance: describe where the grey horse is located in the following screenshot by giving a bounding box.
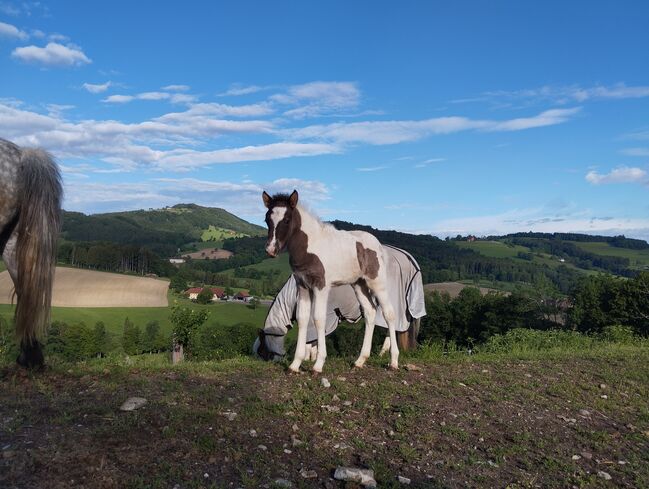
[0,138,62,368]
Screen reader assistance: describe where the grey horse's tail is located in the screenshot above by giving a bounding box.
[15,148,62,344]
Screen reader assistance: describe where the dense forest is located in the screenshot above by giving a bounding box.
[331,221,583,293]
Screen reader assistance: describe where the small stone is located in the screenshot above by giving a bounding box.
[292,423,299,432]
[274,479,292,488]
[402,380,408,385]
[337,376,347,382]
[524,373,532,378]
[283,449,292,454]
[203,473,209,478]
[572,455,581,460]
[404,364,421,372]
[334,467,376,488]
[481,369,489,373]
[479,437,484,442]
[291,436,304,447]
[458,382,466,387]
[257,444,267,451]
[322,404,340,413]
[580,451,593,460]
[579,409,591,417]
[597,471,612,481]
[321,378,331,388]
[601,395,608,399]
[343,400,353,407]
[618,460,628,465]
[332,394,340,402]
[360,381,367,387]
[300,469,318,479]
[119,397,147,411]
[397,475,411,484]
[221,411,237,421]
[599,383,606,389]
[249,429,258,437]
[487,461,499,467]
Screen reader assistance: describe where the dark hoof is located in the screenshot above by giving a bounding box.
[17,340,45,370]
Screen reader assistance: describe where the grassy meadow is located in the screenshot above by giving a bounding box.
[1,332,647,488]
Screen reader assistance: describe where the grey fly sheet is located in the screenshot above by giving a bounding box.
[257,245,426,358]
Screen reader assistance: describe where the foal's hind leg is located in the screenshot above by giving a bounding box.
[352,282,376,368]
[368,281,399,370]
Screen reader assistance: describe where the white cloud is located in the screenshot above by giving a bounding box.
[455,83,649,107]
[287,108,580,145]
[272,81,361,119]
[12,42,91,67]
[431,207,649,241]
[356,165,387,172]
[218,84,268,96]
[0,101,337,172]
[102,91,198,105]
[0,20,28,40]
[82,81,112,93]
[103,94,134,103]
[621,147,649,157]
[162,84,190,91]
[66,177,332,216]
[414,157,446,168]
[585,166,648,185]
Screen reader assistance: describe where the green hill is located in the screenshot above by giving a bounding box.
[61,204,265,257]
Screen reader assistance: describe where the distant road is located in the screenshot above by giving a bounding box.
[0,267,169,308]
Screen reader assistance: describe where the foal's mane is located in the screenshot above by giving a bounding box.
[268,192,333,233]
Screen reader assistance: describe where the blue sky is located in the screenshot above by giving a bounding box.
[1,1,648,240]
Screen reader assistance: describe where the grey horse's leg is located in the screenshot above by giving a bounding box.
[3,233,45,369]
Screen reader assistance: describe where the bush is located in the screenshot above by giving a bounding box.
[122,318,142,355]
[0,315,19,360]
[599,324,636,344]
[190,322,258,360]
[479,328,595,354]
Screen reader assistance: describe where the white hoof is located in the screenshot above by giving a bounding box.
[389,362,399,370]
[354,358,366,368]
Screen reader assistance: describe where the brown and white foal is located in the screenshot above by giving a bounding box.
[262,190,399,373]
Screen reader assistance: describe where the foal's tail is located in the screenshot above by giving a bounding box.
[15,148,62,344]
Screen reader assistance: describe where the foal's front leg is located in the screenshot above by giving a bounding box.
[289,284,311,373]
[312,287,330,373]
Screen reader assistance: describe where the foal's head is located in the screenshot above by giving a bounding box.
[262,190,299,257]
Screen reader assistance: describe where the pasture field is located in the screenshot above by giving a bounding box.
[0,299,270,335]
[1,342,647,488]
[571,241,649,269]
[201,225,249,243]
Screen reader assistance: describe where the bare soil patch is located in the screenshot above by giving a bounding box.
[0,351,647,488]
[182,248,234,260]
[425,281,506,298]
[0,267,169,307]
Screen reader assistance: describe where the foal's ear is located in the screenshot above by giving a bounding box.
[289,190,298,208]
[262,191,272,208]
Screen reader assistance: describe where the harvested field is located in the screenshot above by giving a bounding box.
[0,267,169,307]
[424,281,506,298]
[182,248,234,260]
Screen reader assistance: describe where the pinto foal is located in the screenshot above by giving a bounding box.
[262,190,400,373]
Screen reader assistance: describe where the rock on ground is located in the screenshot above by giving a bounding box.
[119,397,147,411]
[334,467,376,488]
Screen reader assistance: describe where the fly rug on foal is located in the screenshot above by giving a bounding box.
[262,190,401,373]
[0,138,62,369]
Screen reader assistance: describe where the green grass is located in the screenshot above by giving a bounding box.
[0,299,270,335]
[571,241,649,269]
[200,225,248,242]
[0,259,5,272]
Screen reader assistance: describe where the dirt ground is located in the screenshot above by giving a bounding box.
[0,351,647,489]
[0,268,169,307]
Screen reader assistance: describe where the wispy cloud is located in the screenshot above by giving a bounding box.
[452,83,649,107]
[356,165,387,172]
[161,84,190,92]
[0,20,28,40]
[218,84,269,97]
[103,91,197,104]
[620,147,649,157]
[585,166,648,185]
[12,42,91,67]
[414,157,445,168]
[287,108,580,145]
[82,81,112,93]
[272,81,361,119]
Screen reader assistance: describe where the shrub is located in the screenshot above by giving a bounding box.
[190,322,258,360]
